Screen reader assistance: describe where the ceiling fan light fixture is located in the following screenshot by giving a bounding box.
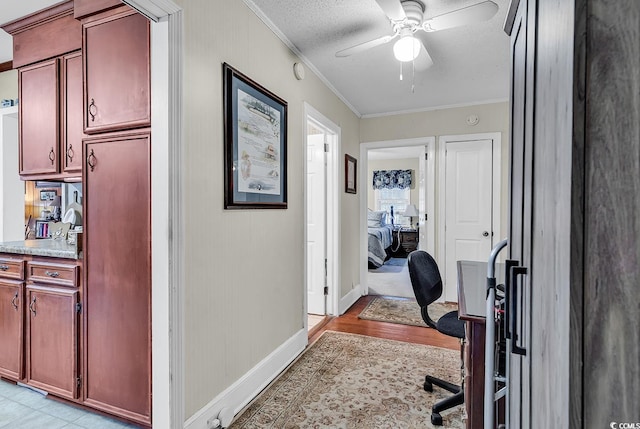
[393,34,421,62]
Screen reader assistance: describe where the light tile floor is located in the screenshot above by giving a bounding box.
[0,380,142,429]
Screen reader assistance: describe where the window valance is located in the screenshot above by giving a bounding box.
[372,169,413,190]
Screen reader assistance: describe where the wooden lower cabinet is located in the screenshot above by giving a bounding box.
[0,279,24,380]
[83,130,151,425]
[26,285,79,399]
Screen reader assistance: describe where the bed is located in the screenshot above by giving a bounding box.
[367,210,393,268]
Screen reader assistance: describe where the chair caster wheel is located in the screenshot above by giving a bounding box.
[424,380,433,392]
[431,412,443,426]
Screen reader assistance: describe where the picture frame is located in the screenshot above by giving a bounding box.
[223,63,288,209]
[345,154,357,194]
[40,190,57,201]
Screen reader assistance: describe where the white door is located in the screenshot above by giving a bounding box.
[306,126,326,315]
[443,139,493,302]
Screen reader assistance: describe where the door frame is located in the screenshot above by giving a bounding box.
[304,103,341,320]
[437,132,502,301]
[360,137,436,295]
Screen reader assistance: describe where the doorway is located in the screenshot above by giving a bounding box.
[360,138,436,297]
[437,133,502,302]
[304,104,340,322]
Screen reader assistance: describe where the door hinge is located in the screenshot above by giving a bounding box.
[425,213,428,221]
[425,153,428,160]
[324,143,329,153]
[323,286,329,295]
[76,376,82,388]
[76,303,82,313]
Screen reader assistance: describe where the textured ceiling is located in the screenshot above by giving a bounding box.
[246,0,511,116]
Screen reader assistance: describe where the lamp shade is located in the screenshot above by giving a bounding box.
[403,204,419,217]
[393,35,421,62]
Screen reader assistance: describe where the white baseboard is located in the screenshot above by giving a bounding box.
[339,283,363,315]
[183,329,307,429]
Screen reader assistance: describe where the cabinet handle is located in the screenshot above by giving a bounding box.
[29,296,36,317]
[0,264,8,271]
[87,149,97,172]
[510,266,528,356]
[67,144,75,162]
[11,291,18,310]
[48,147,55,165]
[45,270,60,278]
[89,98,97,122]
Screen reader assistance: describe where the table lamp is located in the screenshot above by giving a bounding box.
[49,196,62,222]
[403,204,419,229]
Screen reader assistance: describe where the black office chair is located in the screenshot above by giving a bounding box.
[408,250,465,426]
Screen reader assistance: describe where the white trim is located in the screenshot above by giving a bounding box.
[242,0,361,118]
[304,103,341,318]
[437,132,502,301]
[183,329,308,429]
[360,98,509,119]
[339,283,364,315]
[359,137,436,296]
[120,1,184,428]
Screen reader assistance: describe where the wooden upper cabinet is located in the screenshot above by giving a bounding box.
[19,59,60,177]
[83,7,151,134]
[74,0,122,20]
[62,52,85,174]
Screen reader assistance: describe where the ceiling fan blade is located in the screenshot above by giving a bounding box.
[374,0,406,21]
[336,33,397,57]
[422,0,499,32]
[413,38,433,71]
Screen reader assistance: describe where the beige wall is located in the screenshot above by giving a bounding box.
[361,102,510,239]
[367,158,420,221]
[0,70,18,101]
[176,0,360,419]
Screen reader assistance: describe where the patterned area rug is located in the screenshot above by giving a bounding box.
[230,331,464,428]
[358,296,458,327]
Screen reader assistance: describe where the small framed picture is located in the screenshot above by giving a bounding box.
[345,154,357,194]
[40,190,57,201]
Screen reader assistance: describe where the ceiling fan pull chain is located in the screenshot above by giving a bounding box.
[411,59,416,93]
[399,61,404,81]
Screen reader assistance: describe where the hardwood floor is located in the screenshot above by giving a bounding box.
[309,295,461,351]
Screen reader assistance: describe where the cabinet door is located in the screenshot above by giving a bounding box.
[26,285,79,400]
[0,280,24,380]
[62,51,84,174]
[18,59,59,176]
[83,7,150,134]
[84,131,151,425]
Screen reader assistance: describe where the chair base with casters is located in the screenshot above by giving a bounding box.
[424,310,466,425]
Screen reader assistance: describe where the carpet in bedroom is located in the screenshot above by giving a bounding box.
[229,331,463,428]
[367,257,414,298]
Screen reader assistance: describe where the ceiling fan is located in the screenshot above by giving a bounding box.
[336,0,499,70]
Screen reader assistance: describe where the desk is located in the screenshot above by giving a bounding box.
[457,260,504,429]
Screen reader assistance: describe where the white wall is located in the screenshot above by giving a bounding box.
[0,69,17,101]
[0,106,24,242]
[175,0,361,420]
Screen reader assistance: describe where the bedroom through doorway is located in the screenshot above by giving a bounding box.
[362,138,436,299]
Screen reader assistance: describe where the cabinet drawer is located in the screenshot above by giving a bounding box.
[26,261,78,288]
[0,258,24,280]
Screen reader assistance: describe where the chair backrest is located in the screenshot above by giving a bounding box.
[408,250,443,329]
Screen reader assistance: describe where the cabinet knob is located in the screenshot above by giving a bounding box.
[29,296,36,317]
[11,291,18,310]
[89,98,97,122]
[0,264,8,271]
[49,147,55,165]
[45,270,60,278]
[87,149,97,172]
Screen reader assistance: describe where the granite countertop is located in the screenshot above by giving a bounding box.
[0,239,81,260]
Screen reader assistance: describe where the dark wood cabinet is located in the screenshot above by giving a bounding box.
[83,130,151,425]
[0,279,24,381]
[18,59,59,177]
[390,228,418,257]
[26,285,79,400]
[17,51,84,181]
[83,7,150,134]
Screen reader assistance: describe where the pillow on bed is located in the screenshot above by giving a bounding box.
[367,210,386,227]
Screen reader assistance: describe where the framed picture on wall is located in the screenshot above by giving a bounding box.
[223,63,288,209]
[345,154,357,194]
[40,190,57,201]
